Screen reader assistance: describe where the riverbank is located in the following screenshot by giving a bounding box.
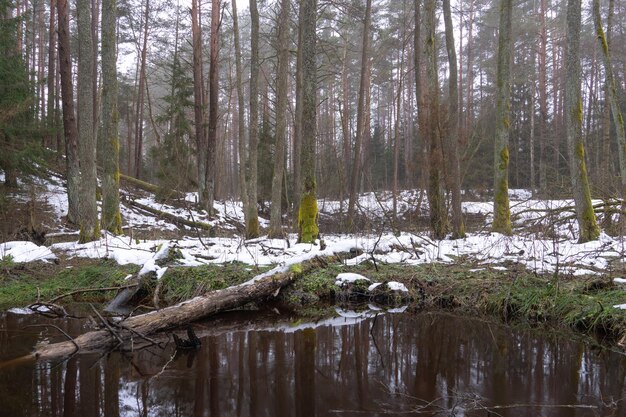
[2,257,625,349]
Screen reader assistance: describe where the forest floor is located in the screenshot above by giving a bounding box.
[0,169,625,348]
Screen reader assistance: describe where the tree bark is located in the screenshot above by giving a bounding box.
[100,0,122,234]
[134,0,149,179]
[192,0,207,209]
[268,0,291,238]
[424,0,447,239]
[245,0,260,238]
[492,0,512,235]
[57,0,81,225]
[297,0,318,244]
[592,0,626,205]
[538,0,548,194]
[443,0,464,238]
[206,0,221,214]
[77,0,99,243]
[347,0,372,226]
[565,0,600,242]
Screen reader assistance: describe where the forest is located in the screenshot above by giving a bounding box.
[1,0,626,414]
[1,0,626,405]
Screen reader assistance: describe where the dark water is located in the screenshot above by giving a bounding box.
[1,310,625,417]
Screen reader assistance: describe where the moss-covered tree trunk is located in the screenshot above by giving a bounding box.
[100,0,122,234]
[424,0,447,239]
[443,0,464,239]
[492,0,512,235]
[565,0,600,243]
[297,0,319,244]
[77,0,99,242]
[592,0,626,213]
[246,0,260,238]
[268,0,290,238]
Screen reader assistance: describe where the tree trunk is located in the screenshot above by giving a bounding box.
[297,0,318,244]
[538,0,548,194]
[245,0,260,238]
[347,0,372,226]
[564,0,600,243]
[232,0,251,237]
[134,0,149,179]
[57,0,81,225]
[268,0,291,238]
[492,0,512,235]
[192,0,207,209]
[592,0,626,206]
[100,0,122,234]
[292,18,303,226]
[443,0,464,238]
[424,0,447,239]
[77,0,99,243]
[206,0,221,214]
[46,0,56,147]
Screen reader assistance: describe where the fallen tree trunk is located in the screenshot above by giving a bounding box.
[119,173,159,193]
[128,200,212,231]
[29,256,332,361]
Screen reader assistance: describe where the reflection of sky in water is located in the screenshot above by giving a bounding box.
[1,312,625,417]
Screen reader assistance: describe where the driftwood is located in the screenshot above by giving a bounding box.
[128,200,212,231]
[27,257,331,361]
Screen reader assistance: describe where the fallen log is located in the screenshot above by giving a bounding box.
[119,173,159,193]
[28,256,332,361]
[128,200,212,231]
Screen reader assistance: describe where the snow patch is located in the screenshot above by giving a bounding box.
[335,273,370,287]
[0,241,56,263]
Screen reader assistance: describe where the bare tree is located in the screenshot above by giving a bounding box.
[100,0,122,234]
[205,0,221,215]
[77,0,98,242]
[564,0,600,242]
[492,0,512,235]
[192,0,207,207]
[57,0,80,224]
[297,0,318,244]
[347,0,372,227]
[246,0,260,238]
[443,0,464,238]
[268,0,291,238]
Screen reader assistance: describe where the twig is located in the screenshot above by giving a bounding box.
[48,284,138,304]
[24,324,79,354]
[89,304,124,346]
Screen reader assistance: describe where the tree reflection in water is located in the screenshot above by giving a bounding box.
[1,312,625,416]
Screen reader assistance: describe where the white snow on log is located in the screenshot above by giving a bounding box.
[335,272,370,287]
[613,278,626,284]
[613,304,626,310]
[387,281,409,292]
[0,241,56,263]
[368,282,383,291]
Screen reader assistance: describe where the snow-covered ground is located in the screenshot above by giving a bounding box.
[1,174,624,279]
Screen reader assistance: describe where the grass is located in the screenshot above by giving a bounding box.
[157,261,271,304]
[0,259,139,308]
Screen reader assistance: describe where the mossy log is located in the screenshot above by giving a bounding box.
[119,173,159,193]
[128,200,212,231]
[27,257,331,361]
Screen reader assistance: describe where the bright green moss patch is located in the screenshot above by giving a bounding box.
[298,192,319,244]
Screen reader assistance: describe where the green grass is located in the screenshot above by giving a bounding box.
[0,260,139,308]
[158,262,271,304]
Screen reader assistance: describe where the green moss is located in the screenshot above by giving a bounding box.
[298,192,319,244]
[493,147,512,236]
[290,263,303,274]
[246,215,260,239]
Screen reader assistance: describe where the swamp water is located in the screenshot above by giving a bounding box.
[0,310,625,417]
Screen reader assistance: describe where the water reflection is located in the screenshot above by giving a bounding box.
[1,311,625,416]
